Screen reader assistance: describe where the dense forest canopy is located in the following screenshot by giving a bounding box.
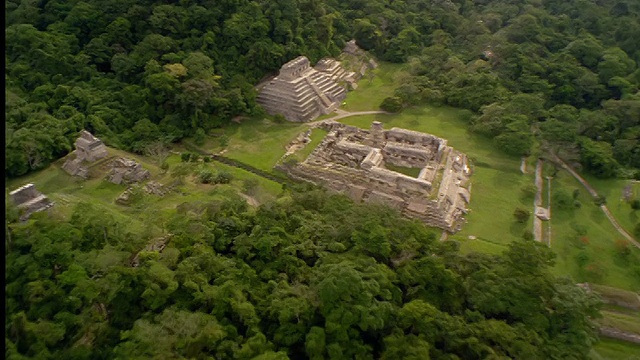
[5,0,640,178]
[5,190,601,359]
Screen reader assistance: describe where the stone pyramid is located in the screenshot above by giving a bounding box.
[257,56,347,122]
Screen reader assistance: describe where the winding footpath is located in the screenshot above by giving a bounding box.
[548,154,640,249]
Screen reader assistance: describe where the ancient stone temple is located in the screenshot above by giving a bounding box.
[62,130,109,178]
[9,183,54,221]
[257,56,347,122]
[278,121,473,232]
[106,157,151,185]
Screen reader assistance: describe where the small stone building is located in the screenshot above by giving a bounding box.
[9,183,54,221]
[106,158,150,185]
[62,130,109,178]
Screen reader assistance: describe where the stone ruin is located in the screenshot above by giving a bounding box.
[62,130,109,178]
[106,157,150,185]
[257,56,347,122]
[278,121,473,232]
[256,41,377,122]
[9,183,54,221]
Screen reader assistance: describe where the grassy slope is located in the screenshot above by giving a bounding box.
[6,149,283,243]
[584,175,640,236]
[591,339,640,360]
[215,117,306,172]
[549,170,640,290]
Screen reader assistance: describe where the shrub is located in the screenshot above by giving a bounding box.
[214,170,233,184]
[198,169,215,184]
[273,114,286,123]
[630,199,640,210]
[194,128,206,146]
[380,96,403,113]
[160,161,169,172]
[594,196,607,206]
[553,190,573,210]
[614,240,631,258]
[219,135,229,148]
[522,230,534,241]
[521,184,537,199]
[513,207,531,223]
[181,152,192,162]
[243,178,260,195]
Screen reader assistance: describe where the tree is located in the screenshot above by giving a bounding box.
[513,208,531,223]
[380,96,403,112]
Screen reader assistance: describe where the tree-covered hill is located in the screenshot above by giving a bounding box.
[6,0,639,179]
[6,190,601,359]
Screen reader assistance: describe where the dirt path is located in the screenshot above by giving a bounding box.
[549,154,640,249]
[306,110,390,128]
[239,193,260,207]
[533,159,544,243]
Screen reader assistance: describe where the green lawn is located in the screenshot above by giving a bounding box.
[591,338,640,360]
[583,175,640,237]
[549,170,640,291]
[219,117,307,172]
[342,62,408,112]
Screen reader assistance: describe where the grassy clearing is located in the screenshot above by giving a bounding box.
[583,175,640,237]
[287,128,328,163]
[591,338,640,360]
[600,310,640,335]
[219,117,306,172]
[548,170,640,291]
[385,164,422,178]
[6,150,285,241]
[342,62,408,111]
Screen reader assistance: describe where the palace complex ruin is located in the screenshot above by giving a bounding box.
[257,40,375,122]
[9,183,54,221]
[278,121,472,232]
[62,130,109,178]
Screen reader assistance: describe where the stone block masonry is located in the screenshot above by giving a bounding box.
[257,56,347,122]
[277,121,472,232]
[62,130,109,178]
[9,183,54,221]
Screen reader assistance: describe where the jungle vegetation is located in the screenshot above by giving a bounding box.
[5,191,602,359]
[5,0,640,178]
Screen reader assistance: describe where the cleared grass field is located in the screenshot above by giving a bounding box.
[548,170,640,291]
[591,339,640,360]
[215,117,306,172]
[342,62,408,111]
[583,175,640,237]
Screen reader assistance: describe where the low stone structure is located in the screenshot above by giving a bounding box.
[106,158,150,185]
[9,183,54,221]
[257,56,347,122]
[131,234,174,267]
[278,121,472,232]
[62,130,109,178]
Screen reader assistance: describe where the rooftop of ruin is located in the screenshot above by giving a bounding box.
[278,121,472,232]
